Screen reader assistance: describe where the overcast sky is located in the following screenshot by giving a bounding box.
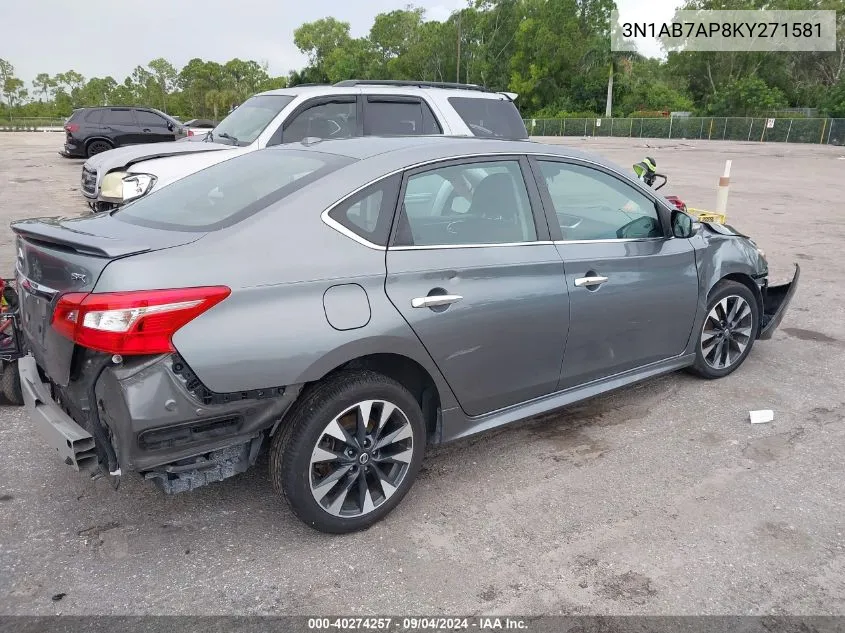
[4,0,677,84]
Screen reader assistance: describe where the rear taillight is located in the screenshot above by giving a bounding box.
[187,129,194,136]
[65,123,80,133]
[52,287,230,355]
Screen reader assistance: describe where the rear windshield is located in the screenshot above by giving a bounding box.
[211,95,295,146]
[447,97,528,139]
[114,148,355,232]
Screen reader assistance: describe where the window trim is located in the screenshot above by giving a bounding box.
[320,151,663,250]
[526,155,672,243]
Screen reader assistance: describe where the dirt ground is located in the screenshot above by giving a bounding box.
[0,132,843,616]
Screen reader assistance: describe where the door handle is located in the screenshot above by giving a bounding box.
[411,294,463,308]
[574,275,609,287]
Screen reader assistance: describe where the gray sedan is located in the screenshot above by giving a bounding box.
[13,136,798,533]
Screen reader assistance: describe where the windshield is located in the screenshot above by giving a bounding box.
[114,148,354,232]
[209,95,295,146]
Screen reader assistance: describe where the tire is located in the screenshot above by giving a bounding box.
[86,140,112,157]
[690,280,759,379]
[2,362,23,406]
[270,369,426,534]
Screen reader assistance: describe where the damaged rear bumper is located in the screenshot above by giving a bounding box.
[19,351,303,493]
[19,354,98,472]
[759,263,800,340]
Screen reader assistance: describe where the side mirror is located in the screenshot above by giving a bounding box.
[167,121,174,131]
[672,210,700,238]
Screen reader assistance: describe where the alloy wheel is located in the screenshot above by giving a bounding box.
[309,399,414,518]
[701,294,753,370]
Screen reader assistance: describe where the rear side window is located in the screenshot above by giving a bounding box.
[83,110,103,123]
[115,149,355,232]
[103,109,136,126]
[447,97,528,139]
[364,98,442,136]
[327,175,401,247]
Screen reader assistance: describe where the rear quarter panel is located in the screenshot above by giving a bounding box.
[93,160,459,409]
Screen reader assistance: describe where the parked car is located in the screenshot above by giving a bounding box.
[14,136,798,533]
[78,80,528,212]
[175,118,218,139]
[60,107,184,159]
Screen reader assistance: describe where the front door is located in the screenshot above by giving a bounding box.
[530,158,699,389]
[385,157,570,417]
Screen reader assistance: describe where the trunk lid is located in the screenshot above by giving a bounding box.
[12,213,205,386]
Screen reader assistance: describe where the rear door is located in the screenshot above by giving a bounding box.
[133,109,176,143]
[385,156,570,417]
[529,157,699,389]
[101,108,139,146]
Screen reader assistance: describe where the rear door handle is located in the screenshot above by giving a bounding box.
[411,294,463,308]
[574,276,609,287]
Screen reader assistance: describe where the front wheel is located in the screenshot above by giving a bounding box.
[270,370,426,534]
[690,280,759,379]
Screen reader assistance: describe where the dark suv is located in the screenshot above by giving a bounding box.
[60,107,183,158]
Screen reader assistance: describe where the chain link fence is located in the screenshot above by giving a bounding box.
[0,117,66,131]
[525,117,845,146]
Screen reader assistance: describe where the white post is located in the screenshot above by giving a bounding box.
[715,160,732,215]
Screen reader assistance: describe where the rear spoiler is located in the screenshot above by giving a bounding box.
[11,219,151,259]
[498,92,518,101]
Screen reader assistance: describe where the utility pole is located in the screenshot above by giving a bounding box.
[456,11,462,83]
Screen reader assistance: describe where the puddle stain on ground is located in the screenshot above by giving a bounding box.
[781,328,839,344]
[742,428,805,463]
[598,571,658,605]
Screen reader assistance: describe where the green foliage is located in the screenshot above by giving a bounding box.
[707,76,788,116]
[1,0,844,122]
[823,80,845,117]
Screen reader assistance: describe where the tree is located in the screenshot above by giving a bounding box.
[708,76,787,115]
[32,73,56,101]
[148,58,177,111]
[294,17,352,80]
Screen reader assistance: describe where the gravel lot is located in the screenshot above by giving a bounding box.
[0,132,843,616]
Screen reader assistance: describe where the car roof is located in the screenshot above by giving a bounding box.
[256,84,514,101]
[268,135,618,172]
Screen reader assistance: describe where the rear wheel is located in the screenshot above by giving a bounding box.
[86,140,112,157]
[690,280,759,379]
[270,370,426,533]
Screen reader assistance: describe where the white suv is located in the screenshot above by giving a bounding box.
[80,80,527,211]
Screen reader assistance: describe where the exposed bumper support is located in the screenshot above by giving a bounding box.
[759,263,800,340]
[18,354,98,472]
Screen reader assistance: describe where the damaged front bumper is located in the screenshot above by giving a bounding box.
[758,263,800,340]
[19,351,302,493]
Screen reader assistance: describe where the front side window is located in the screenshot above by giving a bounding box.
[135,110,168,128]
[115,149,354,232]
[212,94,295,146]
[538,161,663,241]
[393,160,536,247]
[283,100,357,144]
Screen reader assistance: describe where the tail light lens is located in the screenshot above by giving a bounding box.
[65,123,80,133]
[187,129,194,136]
[52,287,230,355]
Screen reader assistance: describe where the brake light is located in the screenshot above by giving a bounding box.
[65,123,80,133]
[187,129,194,136]
[52,287,230,355]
